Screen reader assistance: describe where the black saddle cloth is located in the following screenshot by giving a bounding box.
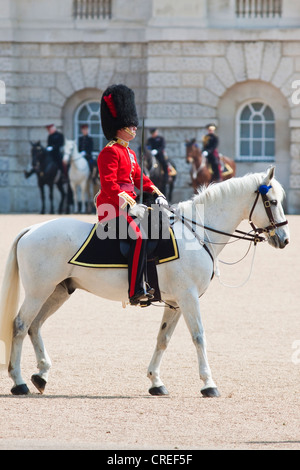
[68,223,179,268]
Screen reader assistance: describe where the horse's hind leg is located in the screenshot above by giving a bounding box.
[147,303,181,396]
[28,281,73,394]
[9,281,74,395]
[9,295,51,395]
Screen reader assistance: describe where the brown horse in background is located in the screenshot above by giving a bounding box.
[186,138,236,193]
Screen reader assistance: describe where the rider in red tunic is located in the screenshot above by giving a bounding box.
[96,84,168,305]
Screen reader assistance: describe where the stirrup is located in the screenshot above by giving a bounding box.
[145,283,155,296]
[129,288,154,306]
[140,299,152,308]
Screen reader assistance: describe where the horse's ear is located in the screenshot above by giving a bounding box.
[264,166,275,185]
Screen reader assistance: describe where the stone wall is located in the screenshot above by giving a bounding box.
[0,41,148,213]
[1,38,300,212]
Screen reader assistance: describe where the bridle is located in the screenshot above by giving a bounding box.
[63,143,74,162]
[186,141,201,164]
[31,144,46,172]
[64,142,81,162]
[248,184,288,240]
[168,183,288,252]
[165,183,288,286]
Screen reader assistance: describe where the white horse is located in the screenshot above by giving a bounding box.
[0,167,289,397]
[63,139,90,213]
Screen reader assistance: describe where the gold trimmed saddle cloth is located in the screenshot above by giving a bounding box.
[68,223,179,268]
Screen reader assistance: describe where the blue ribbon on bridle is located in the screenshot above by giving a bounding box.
[258,184,272,195]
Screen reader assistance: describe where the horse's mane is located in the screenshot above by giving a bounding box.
[177,171,285,212]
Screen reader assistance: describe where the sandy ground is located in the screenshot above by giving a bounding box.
[0,213,299,451]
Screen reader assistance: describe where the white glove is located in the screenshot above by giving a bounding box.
[80,151,86,157]
[155,196,168,206]
[202,150,208,157]
[129,203,148,219]
[151,149,158,156]
[46,146,53,151]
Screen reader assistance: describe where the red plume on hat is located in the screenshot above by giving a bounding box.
[100,84,139,140]
[103,94,117,118]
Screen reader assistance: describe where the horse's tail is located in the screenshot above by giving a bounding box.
[0,228,30,370]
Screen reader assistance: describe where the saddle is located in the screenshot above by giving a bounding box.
[207,158,233,178]
[68,222,179,302]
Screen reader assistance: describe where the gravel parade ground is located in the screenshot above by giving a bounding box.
[0,214,299,450]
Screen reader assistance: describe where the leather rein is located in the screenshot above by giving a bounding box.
[168,184,288,271]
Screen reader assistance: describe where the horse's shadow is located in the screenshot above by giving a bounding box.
[0,393,167,400]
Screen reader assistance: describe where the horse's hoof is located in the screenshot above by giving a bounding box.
[201,387,220,398]
[149,385,169,396]
[11,383,30,395]
[31,374,46,394]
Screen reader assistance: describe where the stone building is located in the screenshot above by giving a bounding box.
[0,0,300,213]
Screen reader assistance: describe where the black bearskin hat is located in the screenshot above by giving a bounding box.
[100,84,139,140]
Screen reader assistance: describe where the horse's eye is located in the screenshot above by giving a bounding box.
[270,200,278,206]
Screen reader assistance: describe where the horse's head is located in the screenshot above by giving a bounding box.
[63,139,76,164]
[185,139,202,164]
[142,145,153,169]
[249,167,289,249]
[30,141,45,168]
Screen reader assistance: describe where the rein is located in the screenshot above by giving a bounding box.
[170,184,288,245]
[167,183,288,279]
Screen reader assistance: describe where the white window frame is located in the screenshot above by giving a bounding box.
[236,100,275,162]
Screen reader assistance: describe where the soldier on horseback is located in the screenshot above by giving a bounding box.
[202,123,221,182]
[96,84,168,306]
[78,124,96,174]
[46,123,67,179]
[78,124,93,159]
[146,128,169,195]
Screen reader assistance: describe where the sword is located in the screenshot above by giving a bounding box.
[140,117,145,205]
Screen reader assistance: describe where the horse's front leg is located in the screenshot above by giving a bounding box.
[80,182,87,214]
[39,184,45,214]
[71,184,78,213]
[177,289,220,397]
[57,181,65,214]
[147,303,181,395]
[49,184,54,214]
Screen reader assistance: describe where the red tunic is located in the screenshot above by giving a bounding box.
[96,138,161,222]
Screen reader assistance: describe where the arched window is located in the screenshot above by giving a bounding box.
[237,102,275,161]
[74,100,107,157]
